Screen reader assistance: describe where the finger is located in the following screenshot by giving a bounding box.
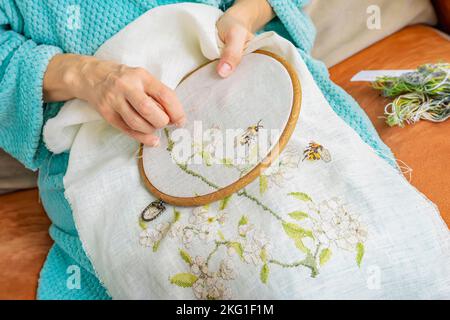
[107,111,160,146]
[125,88,170,129]
[145,79,185,127]
[113,99,156,134]
[217,28,248,78]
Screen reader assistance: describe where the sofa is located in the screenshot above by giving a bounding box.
[0,0,448,299]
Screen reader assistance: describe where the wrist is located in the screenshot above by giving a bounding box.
[66,55,99,102]
[43,53,95,102]
[230,0,274,33]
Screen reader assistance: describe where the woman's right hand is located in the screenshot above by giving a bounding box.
[43,54,185,146]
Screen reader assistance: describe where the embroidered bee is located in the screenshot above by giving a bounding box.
[238,120,263,146]
[141,200,166,222]
[302,142,331,163]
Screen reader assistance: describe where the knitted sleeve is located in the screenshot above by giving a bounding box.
[266,0,315,53]
[0,2,63,170]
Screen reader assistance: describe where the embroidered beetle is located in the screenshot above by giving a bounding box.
[141,200,166,222]
[303,142,331,163]
[238,120,263,146]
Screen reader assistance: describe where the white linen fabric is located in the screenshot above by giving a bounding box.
[43,3,449,299]
[143,52,294,197]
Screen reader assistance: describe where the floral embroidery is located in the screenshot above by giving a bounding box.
[170,253,235,299]
[138,130,367,299]
[139,208,180,252]
[168,204,229,248]
[307,198,368,253]
[303,141,331,162]
[169,212,271,299]
[259,145,302,193]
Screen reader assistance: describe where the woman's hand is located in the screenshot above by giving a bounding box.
[216,0,275,78]
[43,54,185,146]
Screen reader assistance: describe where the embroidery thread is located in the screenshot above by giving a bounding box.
[303,142,331,162]
[138,129,366,300]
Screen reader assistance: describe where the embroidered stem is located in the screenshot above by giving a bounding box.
[179,163,221,190]
[163,128,283,222]
[269,254,319,278]
[237,189,283,221]
[207,241,228,264]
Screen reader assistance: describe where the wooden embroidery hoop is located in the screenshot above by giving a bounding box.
[138,50,302,207]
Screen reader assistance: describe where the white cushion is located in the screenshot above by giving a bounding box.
[305,0,437,67]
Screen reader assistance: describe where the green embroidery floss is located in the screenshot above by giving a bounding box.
[384,92,449,127]
[372,63,450,127]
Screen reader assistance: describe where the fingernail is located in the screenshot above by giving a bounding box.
[151,137,160,147]
[218,62,232,77]
[175,117,186,127]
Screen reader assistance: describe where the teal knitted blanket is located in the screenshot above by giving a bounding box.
[0,0,392,299]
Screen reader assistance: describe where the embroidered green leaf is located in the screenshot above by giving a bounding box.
[356,242,365,267]
[179,249,192,265]
[282,222,314,240]
[173,209,181,222]
[260,264,269,284]
[288,211,309,220]
[217,230,225,241]
[203,203,210,211]
[238,215,248,226]
[221,158,234,168]
[152,241,160,252]
[294,238,310,253]
[164,128,174,151]
[288,192,312,202]
[260,248,268,263]
[319,248,332,266]
[169,273,198,288]
[138,218,147,230]
[219,195,232,211]
[201,151,212,166]
[228,242,244,260]
[259,175,268,194]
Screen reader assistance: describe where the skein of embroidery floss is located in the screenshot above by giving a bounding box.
[372,63,450,127]
[384,92,450,127]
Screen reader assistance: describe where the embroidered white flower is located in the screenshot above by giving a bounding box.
[238,223,254,237]
[192,276,232,300]
[189,256,234,300]
[182,228,195,248]
[218,259,236,280]
[168,221,183,238]
[139,222,170,247]
[190,256,209,276]
[263,146,301,187]
[232,226,271,265]
[186,206,228,244]
[189,206,209,225]
[243,243,271,265]
[308,198,367,251]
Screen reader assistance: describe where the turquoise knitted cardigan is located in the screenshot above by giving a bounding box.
[0,0,392,299]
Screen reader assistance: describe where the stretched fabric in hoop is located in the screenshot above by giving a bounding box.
[140,50,301,206]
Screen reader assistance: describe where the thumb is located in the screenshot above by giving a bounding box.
[217,29,248,78]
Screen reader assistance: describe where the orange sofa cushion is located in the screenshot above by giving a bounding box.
[330,25,450,226]
[0,189,52,299]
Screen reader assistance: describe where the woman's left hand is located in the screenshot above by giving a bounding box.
[216,11,253,78]
[216,0,275,78]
